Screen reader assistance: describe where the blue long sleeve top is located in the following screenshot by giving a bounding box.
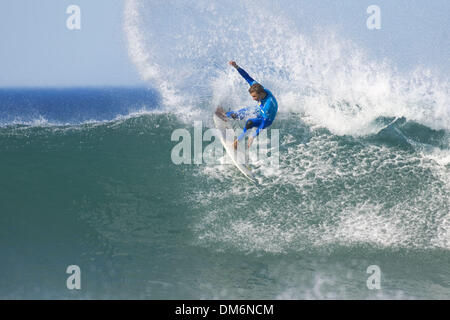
[226,67,278,138]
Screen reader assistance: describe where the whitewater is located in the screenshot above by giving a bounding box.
[0,0,448,299]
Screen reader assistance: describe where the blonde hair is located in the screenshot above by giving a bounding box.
[248,83,265,95]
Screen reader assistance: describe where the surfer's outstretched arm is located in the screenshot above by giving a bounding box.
[226,106,257,120]
[236,67,257,86]
[229,61,257,86]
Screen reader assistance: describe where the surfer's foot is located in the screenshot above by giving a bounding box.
[247,136,254,149]
[233,139,238,150]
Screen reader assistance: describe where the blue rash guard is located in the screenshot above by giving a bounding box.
[225,67,278,141]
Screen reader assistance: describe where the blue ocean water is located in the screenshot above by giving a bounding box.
[1,0,449,299]
[0,87,159,125]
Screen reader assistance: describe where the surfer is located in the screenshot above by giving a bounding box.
[216,61,278,150]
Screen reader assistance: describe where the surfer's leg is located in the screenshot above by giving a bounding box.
[237,118,262,141]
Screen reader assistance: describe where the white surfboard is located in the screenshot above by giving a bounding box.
[213,111,256,182]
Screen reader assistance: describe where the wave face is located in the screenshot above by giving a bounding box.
[0,0,449,299]
[0,110,448,299]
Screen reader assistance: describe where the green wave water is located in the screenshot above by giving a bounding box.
[1,113,448,299]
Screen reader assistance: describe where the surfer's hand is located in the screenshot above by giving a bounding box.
[228,61,238,69]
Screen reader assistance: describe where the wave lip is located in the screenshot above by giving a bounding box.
[123,0,450,137]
